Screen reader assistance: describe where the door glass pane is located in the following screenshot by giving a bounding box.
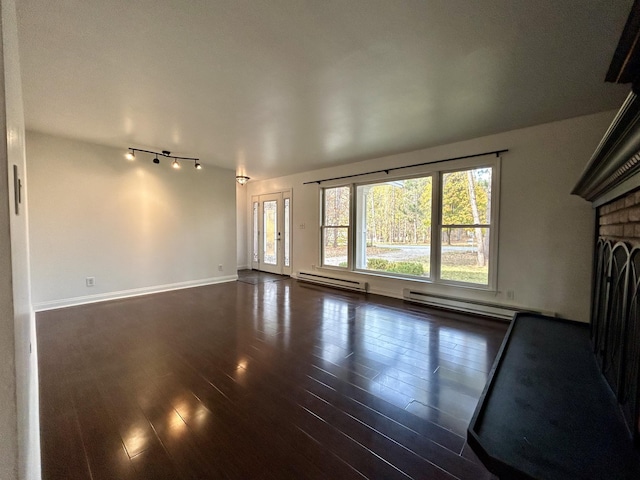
[252,202,259,262]
[439,227,490,285]
[263,200,277,265]
[284,198,290,267]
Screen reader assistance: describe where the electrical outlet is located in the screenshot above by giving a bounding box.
[86,277,95,287]
[507,290,515,300]
[218,264,223,271]
[299,223,306,229]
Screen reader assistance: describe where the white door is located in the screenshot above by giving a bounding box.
[251,191,291,275]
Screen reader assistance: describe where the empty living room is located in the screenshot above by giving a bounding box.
[3,0,640,479]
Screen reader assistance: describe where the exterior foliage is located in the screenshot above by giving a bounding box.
[363,177,432,245]
[322,167,493,284]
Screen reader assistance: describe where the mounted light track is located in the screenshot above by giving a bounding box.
[126,148,202,170]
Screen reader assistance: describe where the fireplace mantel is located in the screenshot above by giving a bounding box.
[572,91,640,206]
[574,0,640,206]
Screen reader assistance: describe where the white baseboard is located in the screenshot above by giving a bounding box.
[237,265,250,270]
[33,275,238,312]
[368,285,404,299]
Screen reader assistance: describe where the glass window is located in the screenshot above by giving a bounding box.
[284,198,290,267]
[252,201,259,263]
[355,176,432,278]
[440,167,492,286]
[319,159,498,289]
[321,186,350,267]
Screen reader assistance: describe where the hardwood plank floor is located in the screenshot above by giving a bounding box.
[37,274,507,479]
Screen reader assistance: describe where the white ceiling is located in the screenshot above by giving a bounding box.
[16,0,633,180]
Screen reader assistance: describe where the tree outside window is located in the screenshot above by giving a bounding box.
[320,160,498,288]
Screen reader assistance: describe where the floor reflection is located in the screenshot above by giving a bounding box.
[37,274,507,479]
[312,294,493,430]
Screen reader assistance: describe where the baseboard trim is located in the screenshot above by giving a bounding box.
[33,275,238,312]
[368,286,404,299]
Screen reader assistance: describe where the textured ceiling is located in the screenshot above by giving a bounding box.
[16,0,633,180]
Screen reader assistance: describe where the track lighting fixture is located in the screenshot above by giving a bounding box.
[125,148,201,170]
[236,175,250,186]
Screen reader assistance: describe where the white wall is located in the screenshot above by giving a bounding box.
[236,183,248,269]
[0,19,19,480]
[247,110,616,321]
[1,0,39,478]
[27,132,237,310]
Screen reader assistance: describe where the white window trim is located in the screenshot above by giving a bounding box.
[320,185,353,270]
[319,155,501,291]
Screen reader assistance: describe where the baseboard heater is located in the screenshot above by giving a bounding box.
[402,288,553,320]
[297,271,368,293]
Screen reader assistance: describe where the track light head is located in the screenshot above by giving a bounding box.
[153,156,160,164]
[195,161,202,170]
[125,151,135,161]
[172,159,181,169]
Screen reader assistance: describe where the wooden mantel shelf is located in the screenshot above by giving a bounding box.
[572,91,640,204]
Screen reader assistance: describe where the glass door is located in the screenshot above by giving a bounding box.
[251,191,291,275]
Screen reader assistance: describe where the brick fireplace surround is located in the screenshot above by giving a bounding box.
[598,188,640,242]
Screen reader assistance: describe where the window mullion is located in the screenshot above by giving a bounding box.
[432,173,442,281]
[349,183,356,270]
[319,189,326,267]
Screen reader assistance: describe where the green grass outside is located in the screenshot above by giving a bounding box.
[365,255,488,285]
[440,265,488,284]
[334,249,489,285]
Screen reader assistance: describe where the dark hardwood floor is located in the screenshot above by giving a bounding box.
[37,274,508,479]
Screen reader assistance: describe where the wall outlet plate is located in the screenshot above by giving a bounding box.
[86,277,95,287]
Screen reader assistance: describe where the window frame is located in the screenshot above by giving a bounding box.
[436,162,499,289]
[352,173,435,281]
[319,156,501,291]
[320,185,353,269]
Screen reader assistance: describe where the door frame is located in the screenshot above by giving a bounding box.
[251,190,292,275]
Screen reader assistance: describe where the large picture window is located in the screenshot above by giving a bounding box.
[320,159,499,289]
[355,176,432,277]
